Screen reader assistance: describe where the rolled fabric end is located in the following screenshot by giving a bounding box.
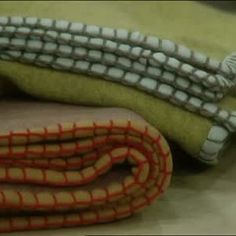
[0,100,172,233]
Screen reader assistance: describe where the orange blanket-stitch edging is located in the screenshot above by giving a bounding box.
[0,119,172,232]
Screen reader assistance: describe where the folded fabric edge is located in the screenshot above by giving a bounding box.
[198,124,230,165]
[0,59,214,159]
[0,115,173,232]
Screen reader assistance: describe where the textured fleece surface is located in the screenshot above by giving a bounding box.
[0,1,236,157]
[0,99,172,233]
[0,61,212,156]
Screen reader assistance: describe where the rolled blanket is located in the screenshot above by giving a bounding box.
[0,99,172,232]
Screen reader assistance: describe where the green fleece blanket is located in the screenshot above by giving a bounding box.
[0,1,236,166]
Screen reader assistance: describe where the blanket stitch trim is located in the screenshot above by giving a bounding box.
[0,16,235,164]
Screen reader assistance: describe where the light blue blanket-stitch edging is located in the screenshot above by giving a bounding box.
[0,16,236,164]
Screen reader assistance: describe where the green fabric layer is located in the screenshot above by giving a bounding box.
[0,1,236,157]
[0,61,213,156]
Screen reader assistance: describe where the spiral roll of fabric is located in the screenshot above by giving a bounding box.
[0,99,172,233]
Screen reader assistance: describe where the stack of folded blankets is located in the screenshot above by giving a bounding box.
[0,1,235,232]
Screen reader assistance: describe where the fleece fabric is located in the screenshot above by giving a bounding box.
[0,1,236,157]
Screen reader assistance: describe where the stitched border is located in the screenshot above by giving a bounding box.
[198,124,230,164]
[0,16,235,134]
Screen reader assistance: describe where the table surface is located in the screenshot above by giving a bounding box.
[7,137,236,236]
